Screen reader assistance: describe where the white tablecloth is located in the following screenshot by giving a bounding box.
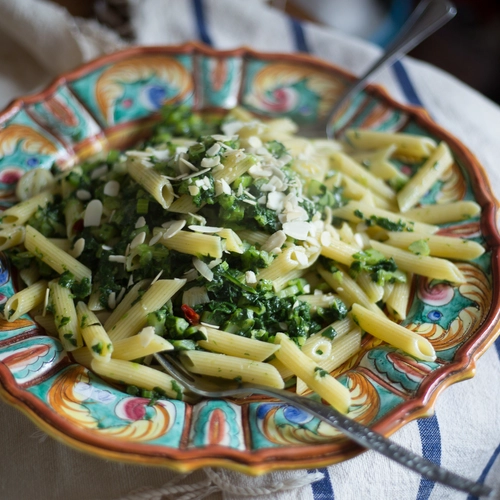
[0,1,500,499]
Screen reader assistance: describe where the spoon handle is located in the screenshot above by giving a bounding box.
[254,386,494,498]
[326,0,456,138]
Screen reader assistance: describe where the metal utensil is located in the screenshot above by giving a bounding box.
[299,0,457,138]
[154,351,494,498]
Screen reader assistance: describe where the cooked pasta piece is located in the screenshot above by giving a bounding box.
[351,303,436,362]
[330,152,396,201]
[64,198,83,239]
[111,327,173,360]
[356,272,384,303]
[24,226,92,282]
[317,265,385,317]
[34,314,58,336]
[197,325,280,361]
[50,281,81,351]
[301,317,354,363]
[0,226,25,251]
[386,274,412,321]
[180,350,285,389]
[369,240,465,283]
[19,262,40,287]
[217,228,244,253]
[316,328,362,373]
[160,230,223,258]
[3,280,47,322]
[127,157,174,209]
[397,142,454,212]
[320,239,359,266]
[274,333,351,413]
[108,279,186,341]
[0,191,52,227]
[91,358,185,400]
[77,302,113,361]
[345,129,437,159]
[237,229,269,247]
[330,200,439,234]
[103,279,151,331]
[384,231,485,261]
[403,201,481,224]
[16,168,55,201]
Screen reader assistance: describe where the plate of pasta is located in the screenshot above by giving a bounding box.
[0,43,498,474]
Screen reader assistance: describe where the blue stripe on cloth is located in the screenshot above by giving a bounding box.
[308,468,334,500]
[467,441,500,500]
[392,60,423,107]
[192,0,213,46]
[289,18,310,53]
[416,415,442,500]
[495,335,500,359]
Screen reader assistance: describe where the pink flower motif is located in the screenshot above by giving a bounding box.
[0,293,7,305]
[417,277,454,306]
[115,397,149,421]
[122,98,133,109]
[0,168,23,185]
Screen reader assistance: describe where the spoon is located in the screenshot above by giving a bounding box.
[298,0,457,138]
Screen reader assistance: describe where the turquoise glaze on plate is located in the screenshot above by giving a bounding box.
[27,364,187,447]
[28,86,101,145]
[188,399,244,449]
[0,44,498,474]
[0,109,69,200]
[0,336,65,384]
[197,56,242,109]
[69,55,195,127]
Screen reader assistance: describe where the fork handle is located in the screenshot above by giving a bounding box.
[250,386,493,498]
[325,0,456,137]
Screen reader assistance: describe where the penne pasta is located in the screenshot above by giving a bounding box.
[127,157,174,209]
[180,350,285,389]
[0,191,52,227]
[317,265,385,317]
[330,200,439,234]
[0,226,25,251]
[403,201,481,224]
[112,326,173,360]
[301,317,354,363]
[104,279,151,331]
[384,231,485,260]
[330,151,396,201]
[397,142,454,212]
[351,303,436,362]
[345,129,437,159]
[386,274,412,321]
[160,230,223,258]
[316,328,362,373]
[24,225,92,282]
[91,358,185,400]
[77,302,113,361]
[3,280,47,322]
[197,325,280,361]
[274,333,351,413]
[369,240,465,283]
[108,279,186,341]
[50,280,81,351]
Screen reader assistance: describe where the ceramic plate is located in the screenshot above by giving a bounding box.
[0,43,498,474]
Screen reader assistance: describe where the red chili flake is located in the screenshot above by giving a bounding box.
[72,219,84,233]
[181,304,200,325]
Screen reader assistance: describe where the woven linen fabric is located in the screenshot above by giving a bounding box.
[0,1,499,499]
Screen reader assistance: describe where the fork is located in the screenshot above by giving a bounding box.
[154,351,494,498]
[298,0,457,139]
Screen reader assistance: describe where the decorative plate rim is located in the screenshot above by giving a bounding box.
[0,42,499,475]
